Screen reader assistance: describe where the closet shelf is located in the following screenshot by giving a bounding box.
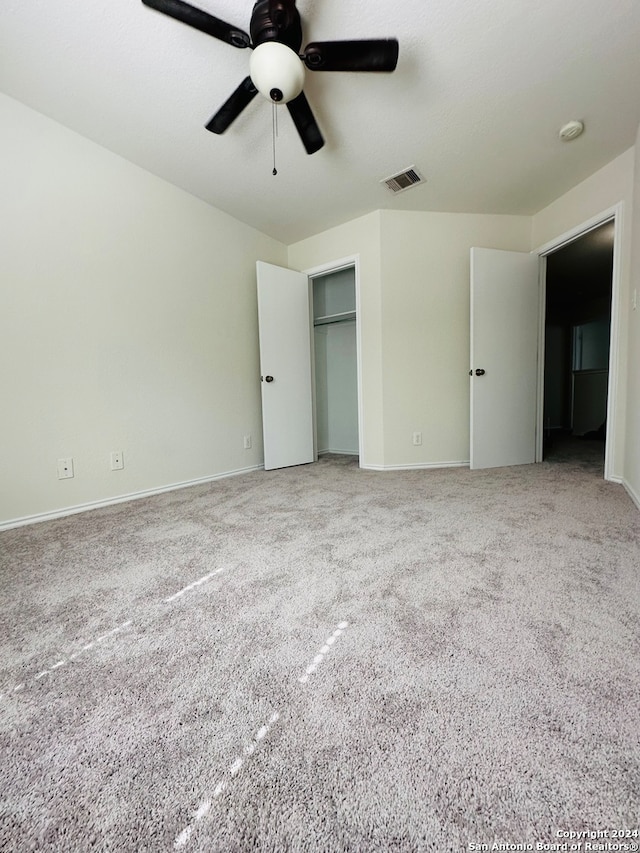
[314,310,356,326]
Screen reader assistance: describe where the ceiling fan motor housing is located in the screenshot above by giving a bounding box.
[250,0,302,50]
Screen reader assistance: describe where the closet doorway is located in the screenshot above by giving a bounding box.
[542,221,614,471]
[309,263,361,462]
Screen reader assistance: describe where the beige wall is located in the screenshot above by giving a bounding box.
[531,148,635,481]
[0,94,286,525]
[2,92,637,524]
[626,131,640,507]
[531,149,635,249]
[380,211,532,467]
[289,210,531,468]
[291,167,637,476]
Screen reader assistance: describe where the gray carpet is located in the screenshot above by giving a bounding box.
[1,455,639,852]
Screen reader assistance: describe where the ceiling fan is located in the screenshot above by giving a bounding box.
[141,0,399,155]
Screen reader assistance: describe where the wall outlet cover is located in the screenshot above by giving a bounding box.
[110,451,124,470]
[57,457,74,479]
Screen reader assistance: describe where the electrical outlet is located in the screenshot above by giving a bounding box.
[57,457,74,479]
[243,434,252,450]
[110,451,124,470]
[412,432,422,446]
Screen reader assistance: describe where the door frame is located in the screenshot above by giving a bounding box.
[533,202,624,481]
[303,255,363,466]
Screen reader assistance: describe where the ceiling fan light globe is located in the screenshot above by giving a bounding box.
[249,41,305,104]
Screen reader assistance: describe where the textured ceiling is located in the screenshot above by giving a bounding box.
[2,0,640,243]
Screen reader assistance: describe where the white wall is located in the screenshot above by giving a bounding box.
[531,148,635,481]
[0,94,286,525]
[625,130,640,508]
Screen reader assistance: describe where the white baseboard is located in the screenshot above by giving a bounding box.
[10,458,629,530]
[0,465,264,531]
[622,478,640,512]
[361,461,469,472]
[318,449,359,457]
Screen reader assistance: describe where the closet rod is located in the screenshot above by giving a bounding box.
[314,310,356,327]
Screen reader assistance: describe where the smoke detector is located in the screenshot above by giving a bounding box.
[559,120,584,141]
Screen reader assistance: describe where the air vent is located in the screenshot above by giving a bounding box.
[381,166,425,194]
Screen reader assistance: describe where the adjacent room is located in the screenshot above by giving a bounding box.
[543,222,614,473]
[1,1,639,850]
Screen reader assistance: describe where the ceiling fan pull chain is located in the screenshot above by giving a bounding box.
[272,102,278,176]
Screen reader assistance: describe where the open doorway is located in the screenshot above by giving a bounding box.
[310,265,360,460]
[542,221,614,472]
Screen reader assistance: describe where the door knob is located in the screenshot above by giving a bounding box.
[475,369,486,376]
[265,375,274,383]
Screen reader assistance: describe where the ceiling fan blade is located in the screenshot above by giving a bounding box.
[303,39,399,72]
[141,0,250,48]
[286,92,324,155]
[205,77,258,134]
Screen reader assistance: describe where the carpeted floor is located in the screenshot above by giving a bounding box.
[543,431,606,471]
[1,455,638,852]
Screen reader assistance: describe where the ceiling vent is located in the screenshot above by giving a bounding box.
[381,166,425,194]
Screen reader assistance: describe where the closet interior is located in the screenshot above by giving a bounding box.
[311,267,359,457]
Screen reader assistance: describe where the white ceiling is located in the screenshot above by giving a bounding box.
[2,0,640,243]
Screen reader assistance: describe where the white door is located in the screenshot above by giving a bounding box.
[256,261,314,471]
[470,248,540,470]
